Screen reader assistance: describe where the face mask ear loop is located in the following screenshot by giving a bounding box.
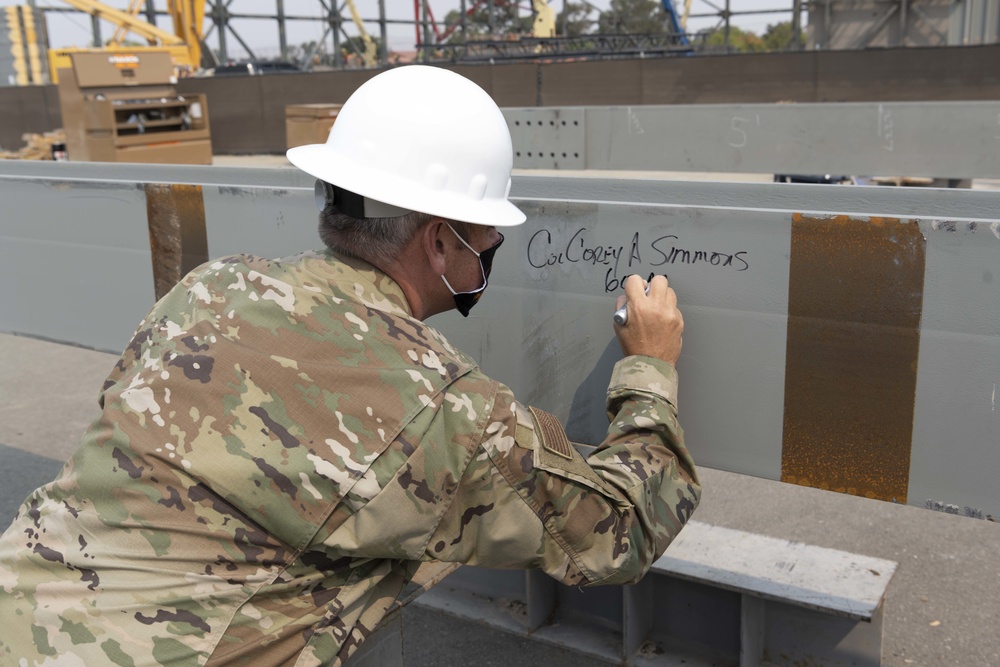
[445,222,481,258]
[440,271,487,298]
[441,223,501,317]
[442,222,488,292]
[440,274,459,296]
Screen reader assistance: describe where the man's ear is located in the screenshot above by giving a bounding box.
[421,218,450,275]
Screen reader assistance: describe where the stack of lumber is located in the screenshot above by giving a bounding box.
[1,130,66,160]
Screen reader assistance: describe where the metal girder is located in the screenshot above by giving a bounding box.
[504,101,1000,179]
[806,0,969,50]
[856,2,897,48]
[416,520,896,665]
[1,161,998,521]
[423,32,691,62]
[57,0,185,47]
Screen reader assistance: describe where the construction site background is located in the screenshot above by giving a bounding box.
[3,42,1000,157]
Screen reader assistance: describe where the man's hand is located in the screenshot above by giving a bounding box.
[613,274,684,366]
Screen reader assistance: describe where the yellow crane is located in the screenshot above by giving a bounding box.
[4,6,45,85]
[48,0,205,82]
[343,0,377,67]
[681,0,693,30]
[532,0,555,38]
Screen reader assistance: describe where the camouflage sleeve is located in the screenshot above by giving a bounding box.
[424,355,700,586]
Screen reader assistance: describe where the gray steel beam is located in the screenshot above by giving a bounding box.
[856,3,897,48]
[90,12,102,48]
[899,0,908,46]
[277,0,288,59]
[0,161,998,521]
[331,0,341,68]
[808,0,950,49]
[790,0,803,49]
[504,101,1000,179]
[211,0,229,61]
[377,0,388,64]
[417,519,896,666]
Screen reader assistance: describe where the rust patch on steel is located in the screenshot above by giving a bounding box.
[145,184,209,301]
[781,214,925,502]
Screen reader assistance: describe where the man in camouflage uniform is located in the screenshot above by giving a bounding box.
[0,66,699,666]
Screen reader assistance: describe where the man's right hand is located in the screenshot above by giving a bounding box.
[612,274,684,366]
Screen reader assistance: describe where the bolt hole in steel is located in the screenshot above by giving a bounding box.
[514,120,520,126]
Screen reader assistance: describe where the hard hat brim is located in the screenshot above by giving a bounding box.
[288,143,527,228]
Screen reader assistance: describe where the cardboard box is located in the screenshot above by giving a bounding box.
[286,104,343,149]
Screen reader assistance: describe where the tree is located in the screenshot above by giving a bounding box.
[597,0,667,35]
[694,21,806,54]
[762,21,805,51]
[443,1,534,44]
[557,1,595,37]
[696,25,765,53]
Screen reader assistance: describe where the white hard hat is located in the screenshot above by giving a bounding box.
[287,65,526,227]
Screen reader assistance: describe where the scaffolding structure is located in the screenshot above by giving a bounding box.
[420,32,692,62]
[26,1,1000,71]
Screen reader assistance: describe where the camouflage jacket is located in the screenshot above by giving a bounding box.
[0,250,700,667]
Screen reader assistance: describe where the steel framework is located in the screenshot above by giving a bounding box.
[421,32,692,62]
[808,0,1000,50]
[30,0,996,70]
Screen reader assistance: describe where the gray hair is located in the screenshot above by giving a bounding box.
[318,205,433,265]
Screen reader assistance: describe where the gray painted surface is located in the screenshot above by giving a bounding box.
[506,101,1000,178]
[908,219,1000,517]
[418,519,894,666]
[434,200,791,480]
[1,161,998,518]
[0,173,155,353]
[651,521,896,622]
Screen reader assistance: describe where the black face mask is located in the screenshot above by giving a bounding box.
[440,223,504,317]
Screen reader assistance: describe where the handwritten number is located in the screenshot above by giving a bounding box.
[729,116,749,148]
[878,105,894,152]
[627,107,645,135]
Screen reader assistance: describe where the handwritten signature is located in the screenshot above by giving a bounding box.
[527,228,749,292]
